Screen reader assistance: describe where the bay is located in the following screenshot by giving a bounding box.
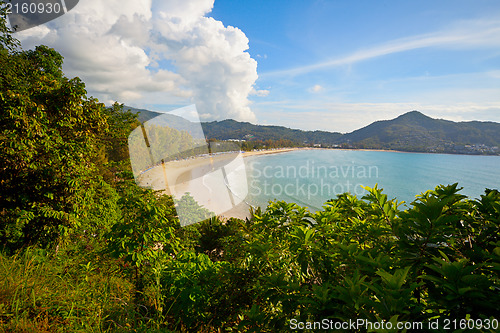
[244,149,500,210]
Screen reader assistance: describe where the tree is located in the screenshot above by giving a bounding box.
[0,5,19,52]
[96,102,140,183]
[0,21,109,249]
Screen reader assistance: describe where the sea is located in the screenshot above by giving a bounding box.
[243,149,500,211]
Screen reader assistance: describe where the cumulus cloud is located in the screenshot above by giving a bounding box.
[16,0,261,122]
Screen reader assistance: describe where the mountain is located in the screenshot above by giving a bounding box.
[122,106,343,145]
[124,106,206,139]
[201,119,343,145]
[340,110,500,154]
[121,106,500,155]
[124,106,162,123]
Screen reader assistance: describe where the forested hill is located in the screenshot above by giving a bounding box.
[125,107,500,154]
[124,106,163,123]
[339,110,500,154]
[123,106,343,145]
[201,119,343,145]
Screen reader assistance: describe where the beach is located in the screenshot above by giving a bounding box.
[136,147,301,222]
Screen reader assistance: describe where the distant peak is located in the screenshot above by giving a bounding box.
[401,110,425,116]
[394,110,431,120]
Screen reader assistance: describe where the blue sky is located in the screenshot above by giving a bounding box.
[17,0,500,132]
[211,0,500,131]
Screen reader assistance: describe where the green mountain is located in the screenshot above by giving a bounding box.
[123,106,206,139]
[122,106,343,144]
[124,106,162,123]
[122,106,500,155]
[340,110,500,154]
[201,119,343,145]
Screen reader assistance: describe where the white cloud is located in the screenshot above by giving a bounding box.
[250,87,270,97]
[15,0,259,122]
[488,70,500,79]
[309,84,323,93]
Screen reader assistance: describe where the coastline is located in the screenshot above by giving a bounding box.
[240,147,303,157]
[135,146,500,222]
[136,147,303,221]
[135,146,422,222]
[322,147,500,156]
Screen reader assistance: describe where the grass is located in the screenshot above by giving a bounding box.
[0,246,140,332]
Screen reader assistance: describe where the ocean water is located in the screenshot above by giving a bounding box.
[243,149,500,210]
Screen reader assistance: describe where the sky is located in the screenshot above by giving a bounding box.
[14,0,500,132]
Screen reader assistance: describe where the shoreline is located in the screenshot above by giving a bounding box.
[135,146,425,222]
[136,147,304,222]
[240,147,303,156]
[137,146,500,222]
[315,147,500,157]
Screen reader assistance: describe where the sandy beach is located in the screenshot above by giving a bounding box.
[136,147,301,223]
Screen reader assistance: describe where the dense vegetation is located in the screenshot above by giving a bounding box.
[1,11,500,332]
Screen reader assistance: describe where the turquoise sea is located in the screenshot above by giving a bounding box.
[244,149,500,210]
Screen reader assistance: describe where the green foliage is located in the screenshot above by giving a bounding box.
[1,19,499,332]
[0,42,110,250]
[174,193,213,227]
[105,182,180,300]
[97,102,140,182]
[159,251,232,329]
[2,183,500,331]
[0,6,19,52]
[222,184,500,331]
[421,252,496,317]
[128,122,202,174]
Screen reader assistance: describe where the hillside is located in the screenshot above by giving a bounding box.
[201,119,343,145]
[122,106,343,145]
[122,107,500,155]
[124,106,162,123]
[340,110,500,154]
